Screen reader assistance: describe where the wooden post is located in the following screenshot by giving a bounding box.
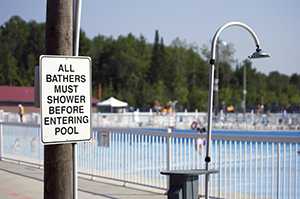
[44,0,73,199]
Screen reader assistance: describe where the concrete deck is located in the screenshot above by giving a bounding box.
[0,160,166,199]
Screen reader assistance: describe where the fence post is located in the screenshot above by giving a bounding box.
[0,123,3,161]
[167,128,172,170]
[166,127,172,189]
[276,143,280,199]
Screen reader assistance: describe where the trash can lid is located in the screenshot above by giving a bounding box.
[160,169,218,176]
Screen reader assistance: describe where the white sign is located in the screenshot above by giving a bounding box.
[40,55,92,144]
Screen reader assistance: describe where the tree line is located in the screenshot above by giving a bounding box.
[0,16,299,112]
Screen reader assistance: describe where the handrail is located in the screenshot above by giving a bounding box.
[0,122,39,128]
[1,122,299,143]
[96,127,300,143]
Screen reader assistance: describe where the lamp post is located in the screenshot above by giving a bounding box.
[205,21,270,199]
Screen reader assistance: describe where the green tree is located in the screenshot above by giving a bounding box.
[147,30,166,84]
[0,16,299,111]
[79,30,91,55]
[188,86,208,111]
[0,49,20,85]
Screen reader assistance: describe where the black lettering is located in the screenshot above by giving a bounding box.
[75,75,80,82]
[72,106,78,113]
[57,106,62,114]
[69,74,74,82]
[79,105,84,113]
[66,106,72,114]
[62,117,68,124]
[68,116,74,123]
[56,117,62,124]
[47,96,52,104]
[59,96,65,103]
[80,96,85,103]
[60,127,67,135]
[43,116,89,125]
[73,85,78,93]
[83,116,89,123]
[50,95,62,103]
[46,74,52,82]
[52,74,58,82]
[53,127,79,135]
[49,106,55,114]
[44,117,50,125]
[54,85,62,93]
[47,95,88,104]
[55,127,60,135]
[66,96,72,103]
[50,117,56,125]
[81,75,86,83]
[67,127,73,134]
[62,75,68,82]
[70,65,75,72]
[58,64,64,72]
[55,85,78,93]
[77,116,82,123]
[45,74,88,83]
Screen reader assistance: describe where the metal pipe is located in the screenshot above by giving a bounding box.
[207,21,259,199]
[289,143,292,199]
[277,143,280,199]
[283,143,286,198]
[204,63,215,199]
[234,141,237,199]
[72,0,82,198]
[239,141,242,199]
[266,142,269,199]
[229,141,232,198]
[218,140,222,198]
[255,142,258,199]
[250,142,252,198]
[243,64,247,116]
[214,140,218,196]
[166,128,172,189]
[272,143,275,199]
[224,141,227,198]
[260,142,264,198]
[73,0,82,56]
[295,144,298,199]
[244,142,247,198]
[73,143,78,199]
[206,22,267,199]
[211,22,261,60]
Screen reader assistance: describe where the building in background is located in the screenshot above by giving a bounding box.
[0,86,37,113]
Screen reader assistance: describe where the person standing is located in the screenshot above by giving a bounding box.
[18,104,24,122]
[195,127,206,153]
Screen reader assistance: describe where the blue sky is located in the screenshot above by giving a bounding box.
[0,0,299,75]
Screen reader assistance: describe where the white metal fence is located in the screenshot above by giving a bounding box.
[0,122,299,199]
[1,110,300,131]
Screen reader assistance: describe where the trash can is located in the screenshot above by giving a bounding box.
[161,169,218,199]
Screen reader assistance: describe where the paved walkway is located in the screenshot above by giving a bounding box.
[0,161,166,199]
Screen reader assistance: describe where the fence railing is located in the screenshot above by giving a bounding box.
[0,122,299,199]
[1,111,300,131]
